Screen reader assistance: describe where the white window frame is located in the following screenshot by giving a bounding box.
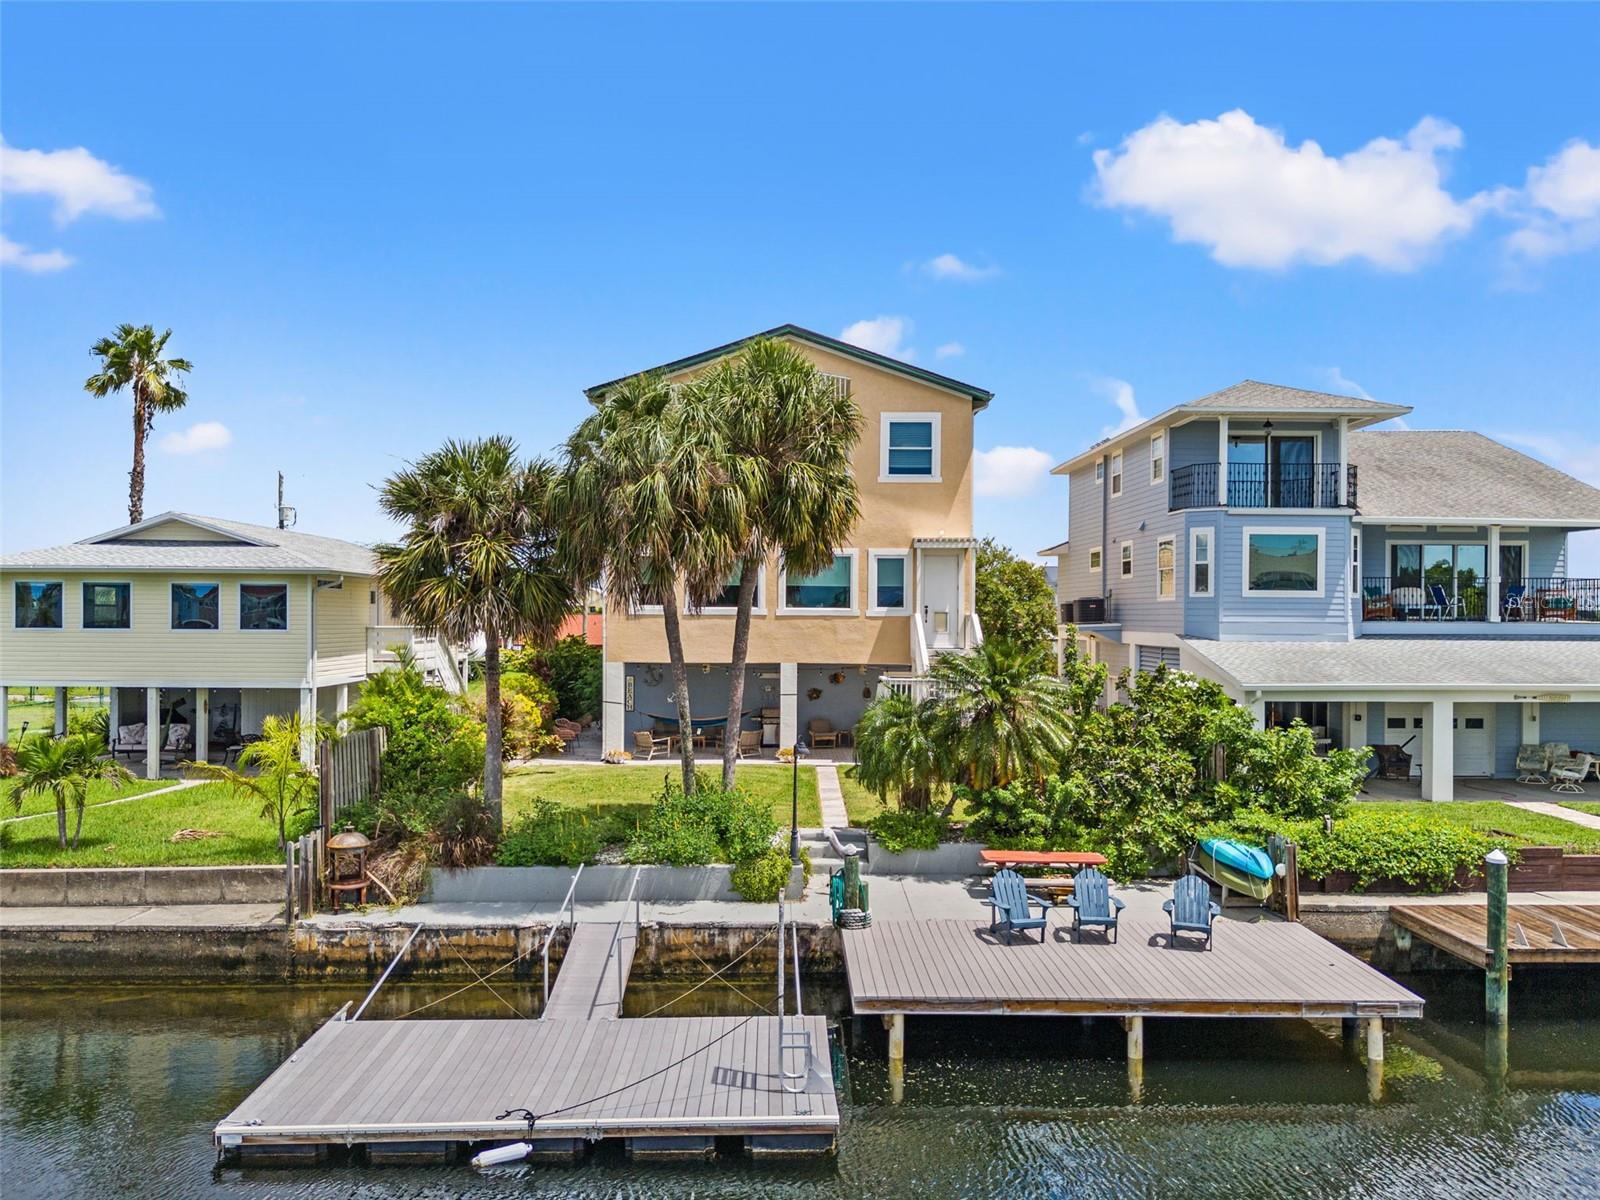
[1189,527,1214,597]
[1156,536,1175,601]
[879,412,942,483]
[867,549,912,616]
[778,549,859,616]
[12,579,65,631]
[688,566,766,616]
[1088,547,1102,573]
[238,580,292,633]
[1119,541,1133,578]
[80,580,134,633]
[1110,452,1123,497]
[1094,458,1104,484]
[170,581,224,632]
[1241,526,1326,599]
[1150,431,1165,485]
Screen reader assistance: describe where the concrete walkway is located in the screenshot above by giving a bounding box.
[816,763,849,830]
[0,901,284,928]
[0,778,205,825]
[1508,800,1600,831]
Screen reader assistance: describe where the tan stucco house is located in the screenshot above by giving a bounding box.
[1,512,466,778]
[591,325,992,755]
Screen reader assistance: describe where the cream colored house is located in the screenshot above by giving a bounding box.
[1,512,466,778]
[592,325,992,755]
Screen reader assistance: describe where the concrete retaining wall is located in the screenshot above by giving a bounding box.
[0,865,284,907]
[864,838,983,878]
[426,863,805,904]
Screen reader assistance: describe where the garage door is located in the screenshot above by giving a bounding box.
[1454,704,1493,777]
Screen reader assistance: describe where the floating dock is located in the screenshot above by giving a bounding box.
[1391,901,1600,966]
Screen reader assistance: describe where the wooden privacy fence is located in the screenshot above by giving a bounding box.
[285,830,323,926]
[319,727,386,829]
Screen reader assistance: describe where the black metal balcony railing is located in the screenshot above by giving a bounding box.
[1168,462,1357,511]
[1359,576,1600,623]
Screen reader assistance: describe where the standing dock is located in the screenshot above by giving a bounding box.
[1390,901,1600,967]
[543,922,636,1021]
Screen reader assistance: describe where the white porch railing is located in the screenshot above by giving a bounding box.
[367,626,469,694]
[910,612,931,675]
[964,610,984,650]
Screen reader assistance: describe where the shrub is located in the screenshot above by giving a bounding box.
[963,784,1048,848]
[731,846,808,902]
[435,794,498,867]
[627,773,779,866]
[505,636,602,721]
[67,707,110,749]
[344,663,484,827]
[498,800,602,867]
[868,807,951,853]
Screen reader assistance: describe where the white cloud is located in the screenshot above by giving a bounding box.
[0,137,159,224]
[1092,110,1482,270]
[158,421,232,455]
[921,253,1000,282]
[1503,139,1600,261]
[0,233,72,273]
[1092,376,1144,437]
[974,446,1054,498]
[1075,131,1096,147]
[1319,367,1374,401]
[934,341,965,360]
[840,315,914,360]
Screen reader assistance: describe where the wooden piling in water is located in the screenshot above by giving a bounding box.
[1485,849,1510,1027]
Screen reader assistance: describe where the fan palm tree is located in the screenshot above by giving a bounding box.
[84,324,194,524]
[852,689,946,811]
[555,373,735,793]
[929,637,1075,802]
[184,714,325,850]
[10,733,133,850]
[374,437,574,830]
[695,339,862,787]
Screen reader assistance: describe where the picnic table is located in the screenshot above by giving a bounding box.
[978,849,1109,904]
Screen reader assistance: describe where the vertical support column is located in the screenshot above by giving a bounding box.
[54,686,68,736]
[1216,416,1229,506]
[1420,698,1454,801]
[1248,698,1266,729]
[601,660,625,754]
[299,687,316,765]
[335,684,350,736]
[1125,1015,1145,1102]
[194,687,209,765]
[779,663,798,750]
[146,686,161,780]
[1485,849,1510,1027]
[108,687,119,744]
[1337,416,1350,506]
[1365,1016,1384,1102]
[1521,701,1539,746]
[886,1013,905,1104]
[0,686,8,744]
[1488,524,1502,622]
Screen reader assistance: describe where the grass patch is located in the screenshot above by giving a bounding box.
[504,764,820,838]
[6,693,109,744]
[837,766,964,827]
[1559,801,1600,818]
[0,783,283,868]
[1354,800,1600,854]
[2,775,170,819]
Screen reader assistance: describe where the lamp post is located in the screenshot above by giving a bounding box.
[790,738,809,864]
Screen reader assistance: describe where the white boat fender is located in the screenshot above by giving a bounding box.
[471,1141,532,1168]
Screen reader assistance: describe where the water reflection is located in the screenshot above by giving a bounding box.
[2,974,1598,1199]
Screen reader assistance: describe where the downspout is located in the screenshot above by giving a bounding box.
[1100,458,1110,602]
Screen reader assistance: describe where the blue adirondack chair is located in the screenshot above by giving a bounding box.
[986,868,1051,945]
[1065,867,1124,943]
[1163,874,1221,949]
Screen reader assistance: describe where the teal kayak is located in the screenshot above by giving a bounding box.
[1193,838,1275,901]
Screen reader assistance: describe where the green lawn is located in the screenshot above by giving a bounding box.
[6,691,110,744]
[836,766,965,827]
[1354,800,1600,854]
[504,763,821,834]
[0,782,283,868]
[1559,801,1600,818]
[2,775,169,819]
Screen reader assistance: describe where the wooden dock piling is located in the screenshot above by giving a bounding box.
[1485,849,1510,1027]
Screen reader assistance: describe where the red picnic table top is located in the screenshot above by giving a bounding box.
[979,849,1108,869]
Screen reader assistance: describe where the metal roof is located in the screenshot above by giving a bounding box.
[1183,637,1600,693]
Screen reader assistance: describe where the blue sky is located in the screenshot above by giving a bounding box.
[3,4,1597,569]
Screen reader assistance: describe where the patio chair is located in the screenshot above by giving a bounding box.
[1163,874,1220,949]
[161,723,193,759]
[1515,743,1551,784]
[1538,589,1577,621]
[1551,753,1592,795]
[1065,866,1124,944]
[632,729,672,760]
[1361,585,1394,620]
[807,717,840,749]
[986,868,1051,945]
[734,728,762,759]
[1503,584,1528,621]
[1541,742,1570,770]
[112,722,147,761]
[1425,583,1465,621]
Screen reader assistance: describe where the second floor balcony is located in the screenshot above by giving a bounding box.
[1359,577,1600,625]
[1169,462,1357,511]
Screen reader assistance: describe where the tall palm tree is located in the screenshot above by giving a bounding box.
[929,637,1075,802]
[696,339,862,787]
[84,324,194,524]
[10,733,133,849]
[555,373,735,793]
[374,437,574,831]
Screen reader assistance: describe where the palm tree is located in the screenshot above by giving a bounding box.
[695,339,862,787]
[10,733,133,849]
[555,373,734,793]
[929,637,1075,803]
[184,714,324,849]
[852,689,945,811]
[84,325,194,524]
[374,437,574,830]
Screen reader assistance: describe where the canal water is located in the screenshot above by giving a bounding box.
[3,970,1597,1199]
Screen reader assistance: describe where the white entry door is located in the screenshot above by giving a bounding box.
[921,552,961,650]
[1454,704,1494,777]
[1383,704,1426,777]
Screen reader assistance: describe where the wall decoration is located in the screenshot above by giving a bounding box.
[829,671,846,685]
[862,686,872,699]
[806,687,823,701]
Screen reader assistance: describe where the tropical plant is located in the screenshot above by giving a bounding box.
[693,339,863,787]
[67,706,111,749]
[344,657,484,812]
[183,715,325,850]
[866,807,949,853]
[974,537,1058,646]
[83,324,194,524]
[374,436,574,831]
[852,689,946,810]
[505,635,603,720]
[9,733,133,849]
[498,799,602,867]
[626,772,779,866]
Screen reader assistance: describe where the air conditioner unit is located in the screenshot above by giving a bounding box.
[1063,597,1106,624]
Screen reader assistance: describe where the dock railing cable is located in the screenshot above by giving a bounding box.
[542,863,584,1005]
[352,924,423,1020]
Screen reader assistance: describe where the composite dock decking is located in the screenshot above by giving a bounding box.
[844,904,1424,1018]
[214,1013,838,1148]
[544,922,636,1021]
[1391,901,1600,966]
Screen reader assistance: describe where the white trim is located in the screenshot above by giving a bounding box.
[79,580,134,633]
[79,511,275,548]
[1110,452,1123,497]
[1155,535,1175,601]
[169,581,224,631]
[10,578,65,631]
[1119,541,1133,578]
[867,549,912,616]
[1352,517,1593,529]
[687,566,766,616]
[878,412,942,483]
[1093,458,1104,484]
[1149,430,1165,486]
[1241,526,1325,598]
[777,549,859,616]
[1188,527,1214,597]
[238,580,292,632]
[1088,547,1102,573]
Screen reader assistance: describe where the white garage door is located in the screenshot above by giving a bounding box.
[1454,704,1494,777]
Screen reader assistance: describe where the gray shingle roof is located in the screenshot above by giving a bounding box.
[1037,539,1070,557]
[1183,637,1600,692]
[1,512,378,575]
[1187,380,1406,413]
[1351,431,1600,524]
